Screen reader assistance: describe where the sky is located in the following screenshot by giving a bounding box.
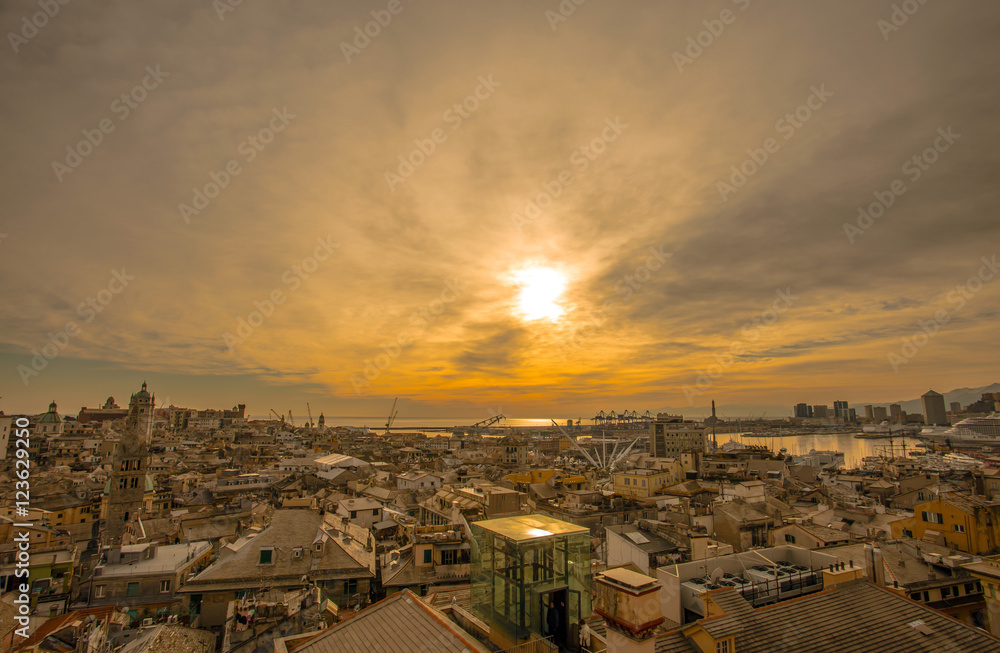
[2,1,999,420]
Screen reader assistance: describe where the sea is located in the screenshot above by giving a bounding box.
[252,415,922,468]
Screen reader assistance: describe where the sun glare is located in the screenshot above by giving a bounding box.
[511,266,567,321]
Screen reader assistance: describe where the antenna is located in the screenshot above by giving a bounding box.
[710,567,724,584]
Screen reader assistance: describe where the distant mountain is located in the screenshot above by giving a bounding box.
[875,383,1000,415]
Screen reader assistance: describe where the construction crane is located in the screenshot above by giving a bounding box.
[384,398,398,435]
[470,414,505,429]
[269,408,285,424]
[288,410,296,427]
[306,403,314,429]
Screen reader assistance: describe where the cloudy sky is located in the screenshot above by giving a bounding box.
[2,0,998,420]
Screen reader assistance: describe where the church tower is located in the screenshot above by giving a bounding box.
[103,382,153,547]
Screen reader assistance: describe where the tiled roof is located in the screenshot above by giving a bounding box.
[296,589,488,653]
[181,510,371,591]
[654,631,699,653]
[717,579,1000,652]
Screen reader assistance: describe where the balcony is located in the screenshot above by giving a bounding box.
[435,563,470,580]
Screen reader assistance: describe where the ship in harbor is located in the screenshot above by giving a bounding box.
[854,421,921,438]
[917,412,1000,448]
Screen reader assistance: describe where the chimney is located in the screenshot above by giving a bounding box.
[594,568,663,653]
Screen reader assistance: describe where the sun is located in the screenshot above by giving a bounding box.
[510,266,568,321]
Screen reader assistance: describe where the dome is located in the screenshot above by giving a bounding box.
[133,381,151,400]
[37,401,61,423]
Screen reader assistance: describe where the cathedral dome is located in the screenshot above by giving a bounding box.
[37,400,61,423]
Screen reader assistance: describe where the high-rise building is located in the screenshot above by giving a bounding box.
[794,403,812,418]
[812,405,829,419]
[650,415,707,457]
[872,406,888,421]
[949,402,962,413]
[848,408,857,422]
[833,401,850,419]
[922,390,948,426]
[864,405,874,420]
[890,404,903,421]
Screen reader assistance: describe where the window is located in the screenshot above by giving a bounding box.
[965,582,978,594]
[315,542,323,553]
[350,511,356,519]
[921,511,944,524]
[717,640,731,653]
[373,509,379,516]
[259,548,273,565]
[954,524,965,533]
[423,549,432,564]
[127,582,139,596]
[95,585,106,598]
[344,579,358,595]
[160,580,171,593]
[941,587,951,599]
[118,478,127,490]
[903,529,913,538]
[918,492,925,500]
[785,534,796,543]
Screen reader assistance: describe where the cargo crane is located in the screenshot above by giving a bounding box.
[384,398,398,435]
[306,403,314,429]
[288,410,296,427]
[269,408,285,424]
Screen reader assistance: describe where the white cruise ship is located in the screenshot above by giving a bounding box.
[920,413,1000,448]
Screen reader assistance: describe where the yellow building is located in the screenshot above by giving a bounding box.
[891,494,1000,555]
[612,465,682,499]
[963,556,1000,635]
[505,469,587,491]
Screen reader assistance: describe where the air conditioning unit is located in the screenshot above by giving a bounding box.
[142,618,153,627]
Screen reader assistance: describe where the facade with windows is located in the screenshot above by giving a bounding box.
[891,494,1000,555]
[471,514,591,651]
[86,541,212,610]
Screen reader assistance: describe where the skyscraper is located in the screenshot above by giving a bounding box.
[922,390,948,426]
[889,404,903,421]
[833,401,850,420]
[794,403,812,418]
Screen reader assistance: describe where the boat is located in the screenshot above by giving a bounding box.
[918,413,1000,449]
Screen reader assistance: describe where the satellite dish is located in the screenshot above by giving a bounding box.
[710,568,724,584]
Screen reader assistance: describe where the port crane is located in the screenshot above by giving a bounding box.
[384,398,398,435]
[306,403,314,429]
[288,411,295,427]
[269,408,285,424]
